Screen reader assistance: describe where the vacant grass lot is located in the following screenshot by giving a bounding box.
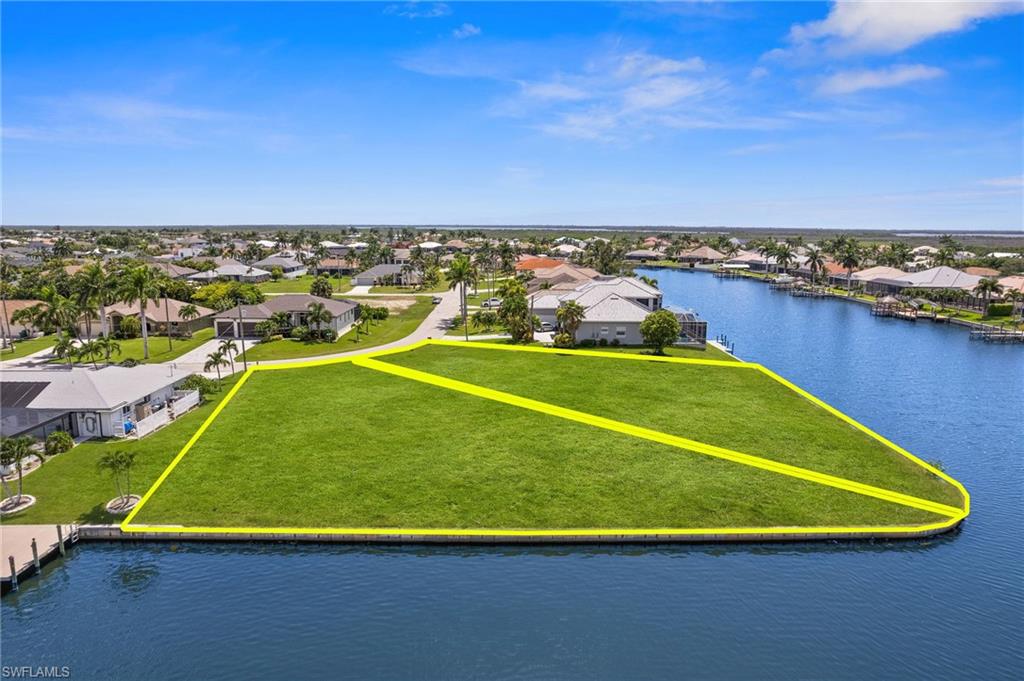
[381,345,963,509]
[131,362,946,530]
[4,376,242,525]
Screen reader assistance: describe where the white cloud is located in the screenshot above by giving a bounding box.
[384,2,451,20]
[452,23,481,40]
[615,52,705,78]
[977,175,1024,188]
[622,76,711,111]
[782,1,1023,56]
[817,64,946,95]
[517,80,589,102]
[749,66,769,79]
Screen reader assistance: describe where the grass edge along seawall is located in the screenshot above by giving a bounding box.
[120,340,969,541]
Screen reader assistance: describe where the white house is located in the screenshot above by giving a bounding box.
[188,263,272,283]
[530,276,664,344]
[1,365,198,440]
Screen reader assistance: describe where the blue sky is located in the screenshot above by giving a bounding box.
[2,1,1022,230]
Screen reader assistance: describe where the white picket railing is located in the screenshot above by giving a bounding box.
[133,407,170,438]
[169,390,200,416]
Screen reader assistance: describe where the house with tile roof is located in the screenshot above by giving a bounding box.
[213,294,359,338]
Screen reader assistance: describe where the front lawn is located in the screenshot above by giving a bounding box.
[0,334,55,361]
[3,376,242,525]
[130,361,945,530]
[258,274,353,294]
[244,297,433,361]
[370,273,448,294]
[49,328,216,365]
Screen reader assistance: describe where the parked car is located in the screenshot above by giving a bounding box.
[482,297,502,308]
[538,321,554,332]
[431,296,442,304]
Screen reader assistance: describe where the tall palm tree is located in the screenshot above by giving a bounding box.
[973,278,1004,312]
[119,265,160,360]
[218,338,238,372]
[306,301,333,341]
[204,350,229,380]
[804,246,826,284]
[556,300,586,340]
[179,304,200,338]
[837,240,862,295]
[447,254,475,341]
[74,261,116,343]
[34,285,79,338]
[774,243,795,274]
[0,436,44,507]
[755,241,776,274]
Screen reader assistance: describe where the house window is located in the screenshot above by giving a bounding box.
[122,405,132,415]
[600,326,609,335]
[615,327,627,337]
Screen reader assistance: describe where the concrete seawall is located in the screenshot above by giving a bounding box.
[77,522,963,545]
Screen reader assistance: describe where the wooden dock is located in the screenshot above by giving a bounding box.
[1,524,78,594]
[970,327,1024,343]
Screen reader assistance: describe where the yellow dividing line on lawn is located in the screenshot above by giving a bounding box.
[354,356,965,520]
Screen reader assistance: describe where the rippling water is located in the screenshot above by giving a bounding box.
[3,270,1022,679]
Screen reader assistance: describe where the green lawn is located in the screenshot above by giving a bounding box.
[369,274,449,294]
[0,334,55,361]
[244,298,433,361]
[258,274,353,294]
[3,376,242,525]
[131,361,944,530]
[381,345,962,509]
[48,328,216,365]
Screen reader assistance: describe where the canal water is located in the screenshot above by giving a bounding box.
[2,269,1021,679]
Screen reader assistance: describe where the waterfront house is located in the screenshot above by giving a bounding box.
[1,364,198,440]
[213,294,359,338]
[530,276,664,343]
[625,249,664,262]
[525,263,602,293]
[833,266,909,294]
[678,246,726,264]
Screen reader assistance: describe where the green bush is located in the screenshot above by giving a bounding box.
[598,338,609,347]
[986,302,1013,317]
[610,338,621,346]
[290,325,311,341]
[117,315,141,339]
[119,358,141,368]
[180,374,220,397]
[579,338,597,348]
[553,332,574,348]
[44,431,74,457]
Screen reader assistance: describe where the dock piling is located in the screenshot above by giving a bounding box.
[56,525,66,556]
[8,556,17,591]
[31,538,41,572]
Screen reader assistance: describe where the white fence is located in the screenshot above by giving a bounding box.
[169,390,200,417]
[133,408,170,438]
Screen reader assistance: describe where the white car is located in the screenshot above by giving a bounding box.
[481,297,502,308]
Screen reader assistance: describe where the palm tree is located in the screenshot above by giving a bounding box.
[52,332,76,367]
[774,243,795,274]
[218,339,238,372]
[179,303,200,338]
[837,240,862,295]
[973,278,1004,312]
[97,450,136,505]
[73,261,112,341]
[804,246,826,284]
[306,301,333,341]
[270,311,291,333]
[93,335,121,366]
[119,265,160,360]
[755,241,776,274]
[75,339,104,368]
[1,436,44,507]
[34,285,80,338]
[556,300,586,341]
[204,349,229,380]
[447,254,476,341]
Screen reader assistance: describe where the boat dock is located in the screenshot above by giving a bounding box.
[1,524,78,595]
[970,327,1024,343]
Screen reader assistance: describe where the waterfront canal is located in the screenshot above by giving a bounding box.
[2,269,1021,680]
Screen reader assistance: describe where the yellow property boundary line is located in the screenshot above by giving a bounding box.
[121,340,970,541]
